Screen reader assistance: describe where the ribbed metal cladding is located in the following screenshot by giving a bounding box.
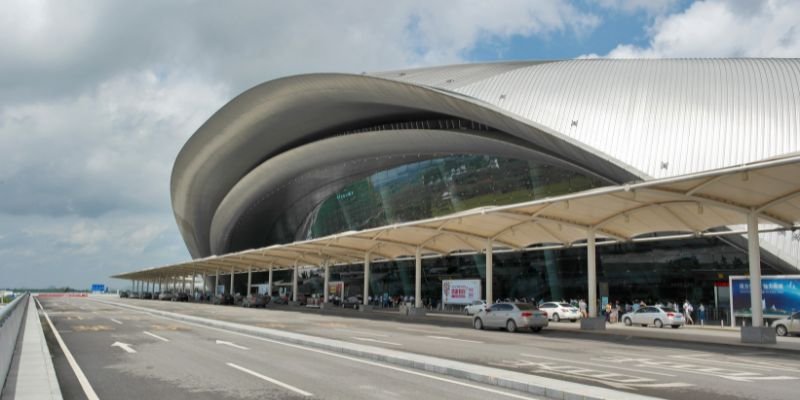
[388,59,800,179]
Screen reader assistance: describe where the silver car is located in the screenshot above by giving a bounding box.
[473,303,549,333]
[622,306,685,329]
[772,312,800,337]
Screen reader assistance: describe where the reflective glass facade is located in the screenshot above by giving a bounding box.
[301,155,603,240]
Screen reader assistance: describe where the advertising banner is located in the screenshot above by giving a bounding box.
[442,279,481,305]
[90,284,106,293]
[730,275,800,318]
[328,281,344,300]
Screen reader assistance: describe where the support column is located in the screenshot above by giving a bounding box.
[323,262,330,303]
[587,229,597,318]
[215,270,219,295]
[486,239,493,306]
[230,268,235,295]
[181,275,186,292]
[268,267,274,296]
[363,253,371,306]
[247,266,253,296]
[415,247,422,308]
[748,212,763,327]
[292,265,299,302]
[202,273,207,294]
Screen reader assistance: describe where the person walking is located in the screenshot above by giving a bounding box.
[698,303,706,324]
[683,300,694,325]
[579,299,587,318]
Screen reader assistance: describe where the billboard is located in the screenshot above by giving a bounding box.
[730,275,800,318]
[328,281,344,300]
[90,284,106,293]
[442,279,482,305]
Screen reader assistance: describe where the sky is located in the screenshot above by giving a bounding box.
[1,0,799,289]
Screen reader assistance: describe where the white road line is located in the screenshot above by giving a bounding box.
[352,337,403,346]
[95,301,538,399]
[427,335,484,344]
[520,353,676,377]
[395,327,441,334]
[111,342,136,353]
[110,318,123,325]
[36,297,100,400]
[333,328,390,337]
[216,339,249,350]
[227,362,313,397]
[144,331,169,342]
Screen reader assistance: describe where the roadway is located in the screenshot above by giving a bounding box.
[36,297,545,400]
[89,297,800,400]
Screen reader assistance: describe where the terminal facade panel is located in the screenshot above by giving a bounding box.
[173,59,800,315]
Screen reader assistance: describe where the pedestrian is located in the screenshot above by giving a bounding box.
[605,302,612,323]
[683,300,694,325]
[579,299,587,318]
[698,303,706,323]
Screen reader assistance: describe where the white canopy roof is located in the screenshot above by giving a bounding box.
[115,153,800,280]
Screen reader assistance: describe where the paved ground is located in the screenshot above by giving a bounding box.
[86,296,800,400]
[37,297,546,400]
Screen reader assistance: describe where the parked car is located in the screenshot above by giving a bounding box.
[213,293,234,305]
[173,292,189,302]
[473,302,549,333]
[242,294,268,308]
[271,295,287,305]
[141,292,153,300]
[463,300,488,316]
[119,291,129,298]
[342,295,363,309]
[538,302,581,322]
[772,312,800,336]
[158,292,174,301]
[621,306,684,328]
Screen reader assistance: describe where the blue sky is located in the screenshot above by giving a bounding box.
[1,0,798,289]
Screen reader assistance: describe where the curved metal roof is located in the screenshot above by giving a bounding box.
[171,59,800,267]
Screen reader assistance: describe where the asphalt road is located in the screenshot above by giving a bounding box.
[90,297,800,400]
[37,297,545,400]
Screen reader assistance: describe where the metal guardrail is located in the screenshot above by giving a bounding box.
[0,293,29,393]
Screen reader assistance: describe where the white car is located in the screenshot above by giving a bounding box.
[538,302,581,322]
[463,300,488,315]
[772,312,800,336]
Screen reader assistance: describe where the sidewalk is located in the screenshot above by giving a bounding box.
[1,296,62,400]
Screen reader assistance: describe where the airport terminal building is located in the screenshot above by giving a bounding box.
[169,59,800,313]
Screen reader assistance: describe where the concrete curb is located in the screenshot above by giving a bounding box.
[94,299,660,400]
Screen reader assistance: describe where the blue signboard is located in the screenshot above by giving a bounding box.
[91,284,106,293]
[730,275,800,318]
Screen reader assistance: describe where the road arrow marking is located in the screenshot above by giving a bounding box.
[143,331,169,342]
[111,342,136,353]
[216,340,248,350]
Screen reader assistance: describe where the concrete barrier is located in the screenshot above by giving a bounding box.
[0,293,28,392]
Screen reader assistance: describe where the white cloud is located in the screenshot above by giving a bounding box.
[602,0,800,58]
[596,0,681,15]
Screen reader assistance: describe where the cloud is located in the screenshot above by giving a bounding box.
[0,1,600,288]
[600,0,800,58]
[596,0,681,15]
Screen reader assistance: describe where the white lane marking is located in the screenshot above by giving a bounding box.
[227,362,313,397]
[352,337,403,346]
[669,354,800,373]
[37,297,101,400]
[596,356,798,382]
[97,300,541,400]
[110,318,123,325]
[144,331,169,342]
[427,335,484,344]
[112,341,137,353]
[520,353,676,377]
[395,326,441,334]
[216,339,249,350]
[333,328,390,337]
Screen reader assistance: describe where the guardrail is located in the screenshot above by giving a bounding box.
[0,293,29,393]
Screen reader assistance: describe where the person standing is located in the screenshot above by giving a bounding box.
[683,300,694,325]
[698,303,706,324]
[579,299,587,319]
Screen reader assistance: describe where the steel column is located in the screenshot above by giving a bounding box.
[486,239,493,305]
[587,229,598,318]
[323,263,330,303]
[292,265,299,302]
[363,253,371,306]
[748,212,764,327]
[247,266,252,296]
[415,247,422,308]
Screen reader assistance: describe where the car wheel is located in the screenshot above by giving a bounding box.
[654,319,663,328]
[624,317,632,326]
[570,319,576,322]
[552,313,561,323]
[530,327,542,333]
[671,325,680,329]
[474,318,484,330]
[776,325,788,337]
[506,320,517,333]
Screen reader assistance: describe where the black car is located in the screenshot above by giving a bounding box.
[173,292,190,302]
[141,292,153,299]
[119,291,129,298]
[213,293,234,305]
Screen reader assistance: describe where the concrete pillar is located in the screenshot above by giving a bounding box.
[182,275,186,292]
[247,266,253,296]
[268,267,274,296]
[215,270,219,295]
[587,229,598,318]
[292,265,299,302]
[202,273,207,294]
[748,212,763,327]
[363,253,371,306]
[415,247,422,308]
[323,263,330,303]
[486,239,493,306]
[230,268,235,295]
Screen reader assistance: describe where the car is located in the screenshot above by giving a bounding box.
[271,295,287,305]
[621,306,684,329]
[242,294,268,308]
[538,302,581,322]
[158,292,174,301]
[213,293,234,305]
[119,291,129,298]
[772,312,800,336]
[472,302,549,333]
[463,300,488,315]
[342,295,363,309]
[173,292,189,302]
[141,292,153,300]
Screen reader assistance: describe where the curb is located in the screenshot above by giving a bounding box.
[94,299,660,400]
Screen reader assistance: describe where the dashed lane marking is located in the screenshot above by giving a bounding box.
[143,331,169,342]
[351,337,403,346]
[227,362,313,397]
[427,336,484,344]
[110,318,123,325]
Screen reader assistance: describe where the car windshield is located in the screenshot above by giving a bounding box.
[515,303,534,310]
